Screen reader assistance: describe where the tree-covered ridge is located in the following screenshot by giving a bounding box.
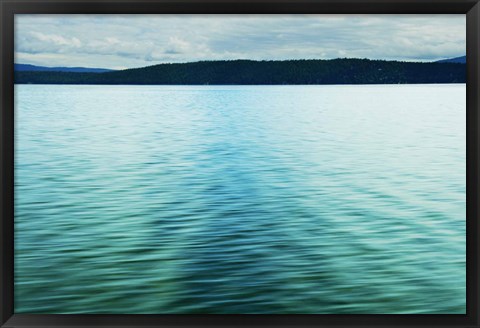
[14,58,466,85]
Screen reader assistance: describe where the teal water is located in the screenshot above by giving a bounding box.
[14,84,466,314]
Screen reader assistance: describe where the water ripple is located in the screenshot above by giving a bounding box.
[15,84,465,314]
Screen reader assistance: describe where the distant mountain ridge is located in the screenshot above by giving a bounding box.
[435,56,466,64]
[15,56,466,74]
[14,58,466,85]
[14,63,114,73]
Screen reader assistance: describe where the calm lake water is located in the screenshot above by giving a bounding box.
[14,84,466,314]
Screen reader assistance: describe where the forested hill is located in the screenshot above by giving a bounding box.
[15,63,114,73]
[14,59,466,85]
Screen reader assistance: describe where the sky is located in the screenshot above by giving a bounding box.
[15,14,466,70]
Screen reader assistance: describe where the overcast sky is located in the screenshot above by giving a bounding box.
[15,14,465,70]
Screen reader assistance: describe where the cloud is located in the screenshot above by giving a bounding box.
[14,14,466,69]
[17,31,82,54]
[30,32,82,48]
[164,37,192,54]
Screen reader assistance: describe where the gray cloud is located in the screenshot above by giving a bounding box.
[15,14,465,69]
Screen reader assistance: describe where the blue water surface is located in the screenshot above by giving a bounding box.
[14,84,466,314]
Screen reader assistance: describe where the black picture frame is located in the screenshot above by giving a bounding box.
[1,1,479,327]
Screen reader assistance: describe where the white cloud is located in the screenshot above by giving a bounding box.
[14,14,466,69]
[30,32,82,48]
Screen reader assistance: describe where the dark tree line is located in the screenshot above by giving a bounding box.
[14,59,466,85]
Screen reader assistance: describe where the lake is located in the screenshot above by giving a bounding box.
[14,84,466,314]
